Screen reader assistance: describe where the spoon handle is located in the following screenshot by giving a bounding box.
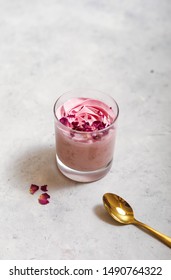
[133,219,171,248]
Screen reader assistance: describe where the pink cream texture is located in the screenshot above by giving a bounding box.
[55,98,117,171]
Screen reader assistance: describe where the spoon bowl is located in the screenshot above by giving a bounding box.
[103,193,171,248]
[103,193,135,224]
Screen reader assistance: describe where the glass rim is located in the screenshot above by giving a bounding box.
[53,89,119,134]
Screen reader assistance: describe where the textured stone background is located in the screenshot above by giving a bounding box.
[0,0,171,259]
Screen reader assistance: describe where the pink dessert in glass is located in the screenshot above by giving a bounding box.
[54,90,119,182]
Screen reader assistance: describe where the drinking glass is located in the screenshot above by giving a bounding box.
[53,89,119,182]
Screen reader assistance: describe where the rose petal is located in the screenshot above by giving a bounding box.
[38,193,50,205]
[92,121,106,130]
[29,184,39,195]
[59,117,70,126]
[38,198,49,205]
[42,193,50,199]
[67,114,75,118]
[41,185,48,192]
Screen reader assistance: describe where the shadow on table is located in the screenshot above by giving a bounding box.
[94,205,124,226]
[10,145,81,192]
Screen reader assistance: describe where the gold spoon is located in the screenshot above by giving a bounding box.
[103,193,171,248]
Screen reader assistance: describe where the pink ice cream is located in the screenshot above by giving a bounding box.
[54,98,117,171]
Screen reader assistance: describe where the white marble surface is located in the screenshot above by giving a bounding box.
[0,0,171,259]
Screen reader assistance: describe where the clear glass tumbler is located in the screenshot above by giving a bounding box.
[53,89,119,182]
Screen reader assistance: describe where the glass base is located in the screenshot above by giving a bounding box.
[56,156,113,182]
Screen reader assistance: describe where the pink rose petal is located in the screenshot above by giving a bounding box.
[92,121,106,130]
[38,193,50,205]
[42,193,50,199]
[29,184,39,195]
[41,185,48,192]
[59,117,70,127]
